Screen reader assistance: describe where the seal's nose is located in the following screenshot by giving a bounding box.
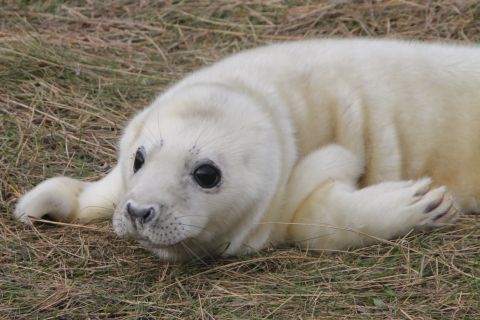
[126,201,156,222]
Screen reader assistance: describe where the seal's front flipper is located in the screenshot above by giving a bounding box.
[285,146,459,250]
[15,165,123,224]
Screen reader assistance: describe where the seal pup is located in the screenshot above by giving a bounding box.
[16,39,478,261]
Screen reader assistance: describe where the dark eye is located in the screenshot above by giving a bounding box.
[193,163,221,189]
[133,147,145,173]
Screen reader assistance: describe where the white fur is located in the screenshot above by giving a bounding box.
[15,38,476,261]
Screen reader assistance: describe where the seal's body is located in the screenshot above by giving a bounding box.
[16,39,477,261]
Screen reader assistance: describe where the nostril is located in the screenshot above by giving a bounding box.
[126,202,134,216]
[143,207,154,220]
[126,202,156,222]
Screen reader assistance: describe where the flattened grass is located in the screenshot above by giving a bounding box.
[1,1,479,319]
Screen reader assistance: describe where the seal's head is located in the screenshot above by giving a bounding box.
[112,83,282,261]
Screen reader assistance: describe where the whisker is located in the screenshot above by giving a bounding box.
[192,123,210,149]
[144,121,163,147]
[178,223,212,235]
[214,241,231,256]
[188,238,216,262]
[175,214,209,219]
[156,112,164,147]
[179,241,208,265]
[196,118,265,150]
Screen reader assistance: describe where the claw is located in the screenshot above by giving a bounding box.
[423,194,444,213]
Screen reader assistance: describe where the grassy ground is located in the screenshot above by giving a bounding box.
[1,1,479,319]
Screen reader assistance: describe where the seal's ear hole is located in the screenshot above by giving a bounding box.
[193,163,222,189]
[133,146,146,174]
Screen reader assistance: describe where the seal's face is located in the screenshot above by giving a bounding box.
[112,85,280,261]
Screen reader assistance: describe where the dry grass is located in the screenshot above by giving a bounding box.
[1,1,479,319]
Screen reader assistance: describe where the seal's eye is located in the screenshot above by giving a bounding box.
[193,163,221,189]
[133,147,145,174]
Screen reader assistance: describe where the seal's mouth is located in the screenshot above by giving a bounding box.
[138,239,181,249]
[124,226,227,261]
[118,229,190,249]
[112,200,197,248]
[136,235,193,249]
